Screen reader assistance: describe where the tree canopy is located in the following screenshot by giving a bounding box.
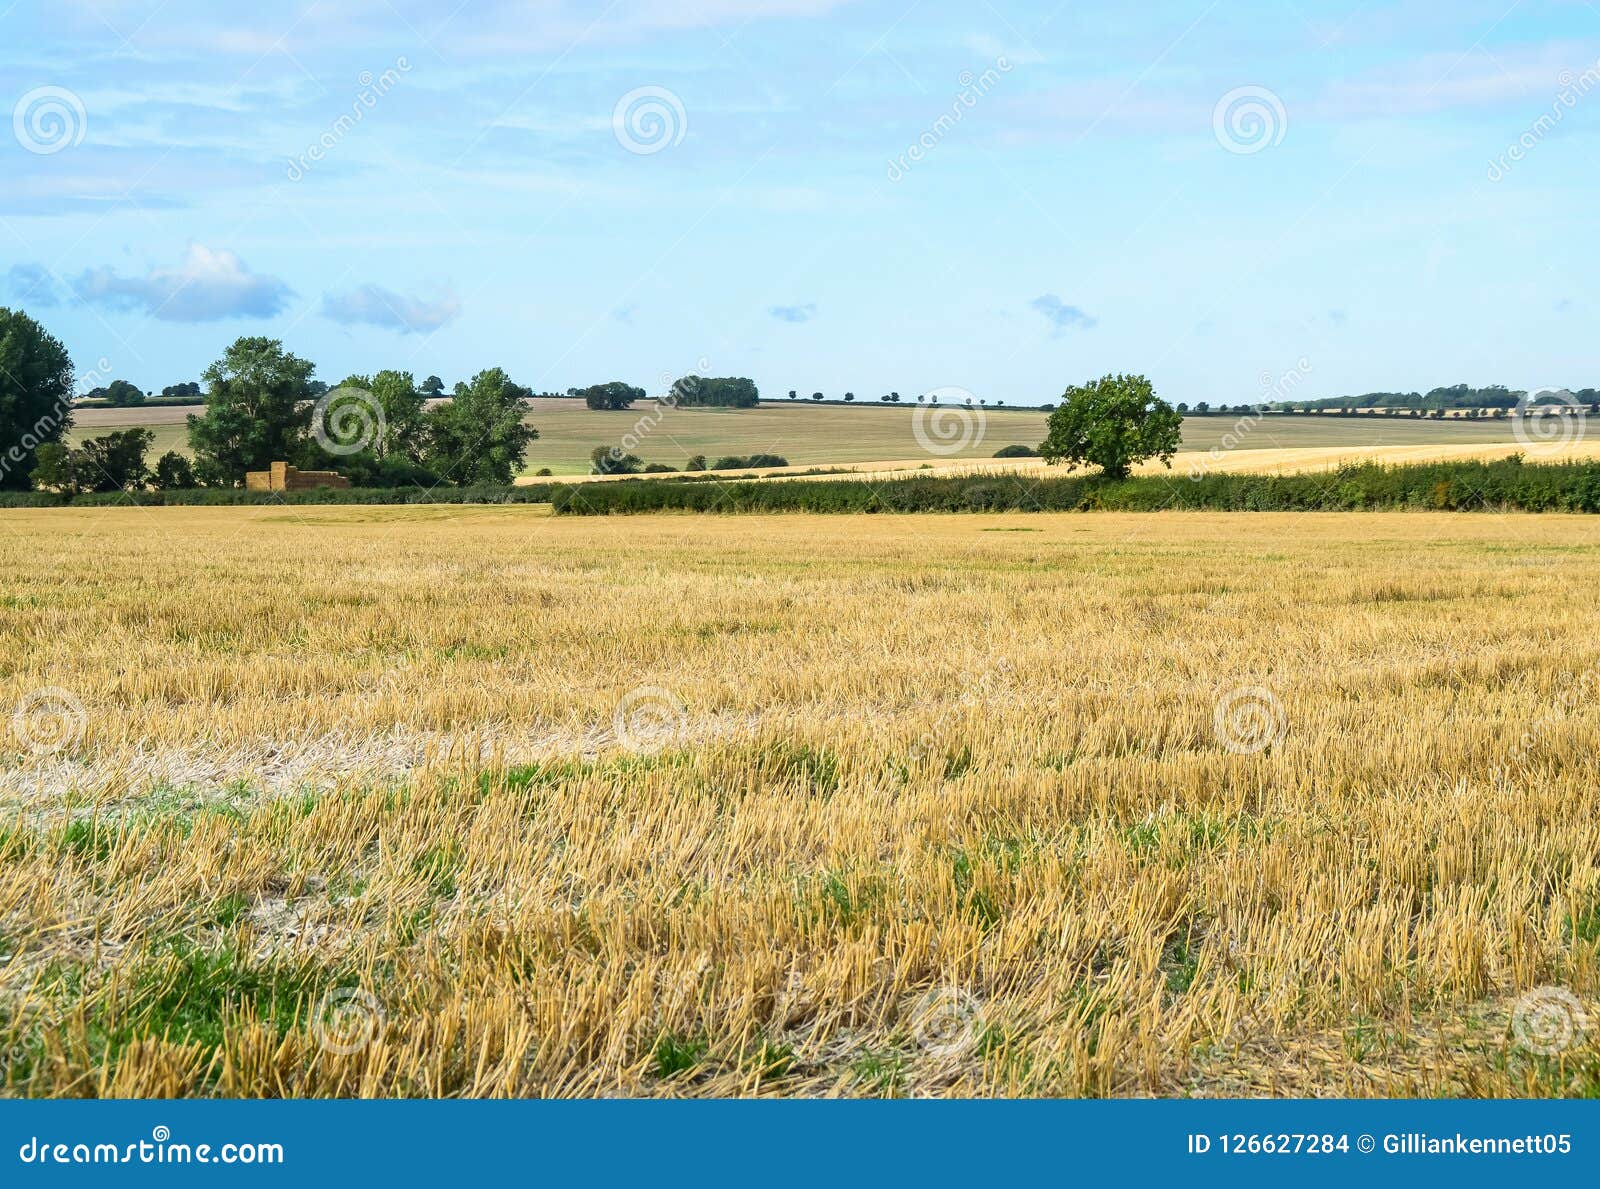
[186,337,316,485]
[424,368,538,485]
[580,381,646,411]
[1038,373,1181,480]
[0,307,74,492]
[671,376,759,407]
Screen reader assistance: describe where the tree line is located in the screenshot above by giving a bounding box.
[0,310,539,494]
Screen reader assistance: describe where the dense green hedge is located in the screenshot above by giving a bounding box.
[0,483,556,508]
[9,458,1600,514]
[550,459,1600,515]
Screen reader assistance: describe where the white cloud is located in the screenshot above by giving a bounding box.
[321,283,461,333]
[72,244,292,321]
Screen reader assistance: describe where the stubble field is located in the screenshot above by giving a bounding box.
[2,506,1599,1097]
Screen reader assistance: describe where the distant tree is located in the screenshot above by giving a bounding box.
[591,445,643,475]
[79,428,154,491]
[917,395,925,403]
[581,380,646,411]
[99,379,146,406]
[29,443,79,494]
[420,375,446,399]
[0,308,73,491]
[643,462,676,473]
[1193,401,1210,415]
[844,392,855,402]
[787,390,797,400]
[890,392,901,402]
[993,444,1036,458]
[34,429,153,494]
[670,376,759,407]
[1176,402,1190,413]
[187,337,316,486]
[711,453,788,470]
[1039,373,1182,480]
[686,454,707,471]
[811,392,823,401]
[424,368,538,485]
[153,450,197,490]
[160,381,202,401]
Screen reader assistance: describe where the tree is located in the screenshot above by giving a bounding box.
[423,368,537,485]
[787,390,798,400]
[153,451,197,490]
[78,428,153,492]
[369,370,427,460]
[0,308,73,492]
[31,429,153,494]
[811,392,823,401]
[670,376,759,407]
[111,379,145,406]
[186,337,316,486]
[686,454,707,471]
[161,381,201,401]
[1038,373,1182,480]
[590,445,642,475]
[29,443,79,494]
[421,375,445,399]
[844,391,855,402]
[580,381,645,411]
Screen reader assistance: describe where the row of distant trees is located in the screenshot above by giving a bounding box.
[575,376,760,410]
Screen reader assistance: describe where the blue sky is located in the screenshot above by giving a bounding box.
[2,0,1597,404]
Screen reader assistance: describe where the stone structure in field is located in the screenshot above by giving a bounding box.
[245,461,351,492]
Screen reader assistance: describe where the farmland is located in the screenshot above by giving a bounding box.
[2,507,1598,1096]
[69,400,1535,478]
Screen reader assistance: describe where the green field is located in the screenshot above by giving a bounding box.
[70,401,1528,477]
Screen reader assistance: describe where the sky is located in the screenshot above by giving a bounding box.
[1,0,1597,405]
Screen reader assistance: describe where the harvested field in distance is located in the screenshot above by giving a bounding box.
[70,401,1534,477]
[3,507,1600,1097]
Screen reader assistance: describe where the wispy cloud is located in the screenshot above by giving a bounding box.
[321,283,461,334]
[769,302,817,323]
[72,244,292,321]
[1029,294,1097,334]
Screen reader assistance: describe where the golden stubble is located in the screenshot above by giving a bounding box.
[1,506,1598,1097]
